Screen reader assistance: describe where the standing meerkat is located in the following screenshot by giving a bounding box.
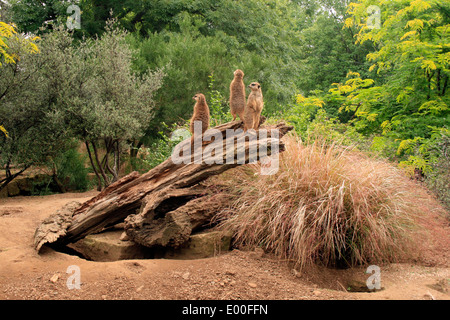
[244,82,263,131]
[190,93,210,136]
[229,69,246,121]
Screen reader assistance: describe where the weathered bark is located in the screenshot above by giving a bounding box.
[34,119,293,252]
[125,190,231,248]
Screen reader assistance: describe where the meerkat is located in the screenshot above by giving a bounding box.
[190,93,210,142]
[229,69,246,121]
[244,82,263,131]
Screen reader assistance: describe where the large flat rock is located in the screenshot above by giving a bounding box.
[69,229,232,261]
[158,230,232,259]
[69,230,153,261]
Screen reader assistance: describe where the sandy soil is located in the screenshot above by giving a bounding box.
[0,190,449,300]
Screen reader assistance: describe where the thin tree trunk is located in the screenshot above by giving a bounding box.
[114,140,120,180]
[103,138,118,182]
[85,141,102,191]
[92,140,110,188]
[0,164,30,192]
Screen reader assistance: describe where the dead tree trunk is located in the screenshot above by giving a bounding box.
[34,119,293,252]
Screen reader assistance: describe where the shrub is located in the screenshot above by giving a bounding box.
[216,134,422,269]
[54,147,90,192]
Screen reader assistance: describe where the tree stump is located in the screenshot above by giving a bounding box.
[34,119,293,252]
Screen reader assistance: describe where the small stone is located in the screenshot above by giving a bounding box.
[292,269,301,278]
[248,282,257,288]
[136,285,144,293]
[182,272,190,280]
[313,290,321,296]
[119,232,130,241]
[424,292,436,300]
[49,274,59,283]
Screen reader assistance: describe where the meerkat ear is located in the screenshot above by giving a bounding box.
[258,84,261,89]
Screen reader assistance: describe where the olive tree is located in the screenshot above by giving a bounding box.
[62,20,165,189]
[0,28,72,192]
[0,21,165,192]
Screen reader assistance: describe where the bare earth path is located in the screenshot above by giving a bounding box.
[0,190,449,300]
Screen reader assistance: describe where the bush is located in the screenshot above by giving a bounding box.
[54,147,90,192]
[216,134,422,269]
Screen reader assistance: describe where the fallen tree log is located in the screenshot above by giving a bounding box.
[34,119,293,252]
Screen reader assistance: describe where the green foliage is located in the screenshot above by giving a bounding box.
[54,147,90,192]
[2,0,448,211]
[0,125,7,137]
[7,0,71,34]
[133,122,189,172]
[207,73,232,126]
[0,20,164,190]
[296,0,376,95]
[344,0,450,157]
[0,27,73,188]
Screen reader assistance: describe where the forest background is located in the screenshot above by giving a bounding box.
[0,0,448,210]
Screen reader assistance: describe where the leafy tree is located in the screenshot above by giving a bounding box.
[295,0,376,96]
[6,0,72,33]
[0,29,71,191]
[291,0,449,180]
[343,0,449,163]
[57,21,165,189]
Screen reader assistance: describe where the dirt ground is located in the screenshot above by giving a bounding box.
[0,190,449,300]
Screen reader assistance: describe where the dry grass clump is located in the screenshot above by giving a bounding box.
[215,134,422,269]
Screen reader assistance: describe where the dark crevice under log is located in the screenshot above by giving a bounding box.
[34,119,293,252]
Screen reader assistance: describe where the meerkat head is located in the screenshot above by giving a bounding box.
[234,69,244,78]
[192,93,205,102]
[248,82,261,91]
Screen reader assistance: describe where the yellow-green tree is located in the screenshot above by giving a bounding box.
[0,19,39,66]
[0,20,17,66]
[1,17,39,138]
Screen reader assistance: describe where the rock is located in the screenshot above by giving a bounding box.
[347,279,383,293]
[249,247,265,259]
[67,228,232,261]
[0,187,8,198]
[69,230,153,262]
[248,282,257,288]
[424,292,436,300]
[7,181,20,197]
[119,232,130,241]
[16,177,32,195]
[182,272,190,280]
[160,230,232,259]
[49,274,59,283]
[291,269,301,278]
[136,285,144,293]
